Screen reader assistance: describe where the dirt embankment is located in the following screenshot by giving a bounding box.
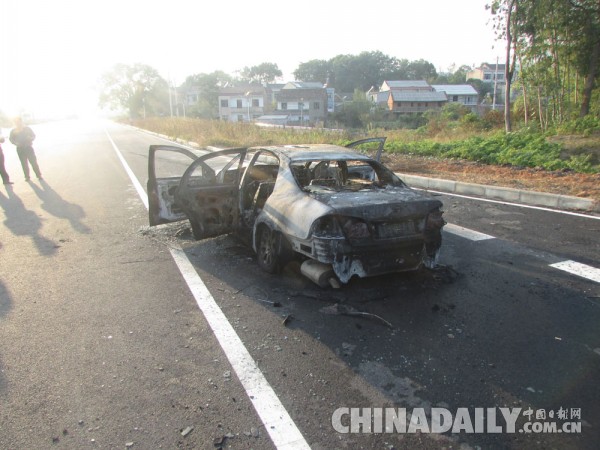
[384,154,600,201]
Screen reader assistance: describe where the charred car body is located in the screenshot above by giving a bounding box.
[147,138,445,287]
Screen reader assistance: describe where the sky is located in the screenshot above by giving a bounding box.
[0,0,504,118]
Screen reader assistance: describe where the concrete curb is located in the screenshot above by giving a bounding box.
[398,173,600,213]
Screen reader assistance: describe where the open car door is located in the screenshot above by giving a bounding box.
[149,146,248,240]
[346,137,387,162]
[148,145,199,226]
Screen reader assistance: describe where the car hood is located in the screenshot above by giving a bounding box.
[308,186,442,220]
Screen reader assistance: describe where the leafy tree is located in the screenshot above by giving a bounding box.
[181,71,233,118]
[467,78,493,102]
[489,0,600,131]
[239,62,282,84]
[294,52,437,92]
[405,59,438,81]
[293,59,332,84]
[98,63,168,118]
[570,0,600,117]
[448,65,472,84]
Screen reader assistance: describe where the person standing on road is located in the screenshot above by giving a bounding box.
[0,133,13,185]
[9,117,42,181]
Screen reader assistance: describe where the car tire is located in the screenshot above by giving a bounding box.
[189,219,204,240]
[256,225,282,274]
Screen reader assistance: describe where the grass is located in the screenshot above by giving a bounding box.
[130,117,600,174]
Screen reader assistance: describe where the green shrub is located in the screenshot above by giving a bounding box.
[386,130,598,173]
[556,116,600,135]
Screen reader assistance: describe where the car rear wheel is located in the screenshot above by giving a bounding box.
[256,225,282,273]
[189,219,204,240]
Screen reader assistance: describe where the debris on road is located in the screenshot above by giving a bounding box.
[282,314,293,326]
[259,299,282,307]
[320,303,393,328]
[181,426,194,437]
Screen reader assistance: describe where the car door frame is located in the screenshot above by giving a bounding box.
[147,144,199,226]
[175,147,248,240]
[345,137,387,162]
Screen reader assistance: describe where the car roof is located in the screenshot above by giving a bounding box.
[250,144,373,162]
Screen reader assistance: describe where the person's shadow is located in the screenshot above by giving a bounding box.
[29,180,91,234]
[0,186,58,256]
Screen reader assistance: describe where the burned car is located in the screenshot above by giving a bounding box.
[147,138,445,287]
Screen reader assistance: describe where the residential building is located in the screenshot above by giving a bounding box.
[217,85,269,122]
[431,84,479,109]
[273,82,328,126]
[380,80,432,92]
[375,80,447,114]
[467,62,507,105]
[466,62,506,84]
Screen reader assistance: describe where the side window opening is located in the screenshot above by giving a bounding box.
[241,151,280,224]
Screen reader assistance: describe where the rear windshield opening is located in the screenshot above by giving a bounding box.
[290,160,401,192]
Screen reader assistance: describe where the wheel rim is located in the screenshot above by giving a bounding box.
[259,227,275,267]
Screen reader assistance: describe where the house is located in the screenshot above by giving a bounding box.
[467,62,508,105]
[431,84,479,109]
[273,82,329,126]
[466,62,506,84]
[375,80,448,114]
[217,84,269,122]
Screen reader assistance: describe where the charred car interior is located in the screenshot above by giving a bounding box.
[147,138,445,287]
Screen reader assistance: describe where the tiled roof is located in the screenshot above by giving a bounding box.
[382,80,430,90]
[283,81,325,89]
[431,85,478,95]
[219,85,265,95]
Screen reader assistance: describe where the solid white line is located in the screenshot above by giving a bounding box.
[444,223,496,241]
[170,248,310,449]
[550,260,600,284]
[422,189,600,220]
[106,131,149,210]
[107,131,310,450]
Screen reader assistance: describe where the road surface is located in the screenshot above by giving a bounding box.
[0,119,599,449]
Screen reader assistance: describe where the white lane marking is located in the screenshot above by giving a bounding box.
[108,132,310,450]
[422,189,600,220]
[444,223,496,241]
[550,260,600,284]
[106,131,149,210]
[170,248,310,449]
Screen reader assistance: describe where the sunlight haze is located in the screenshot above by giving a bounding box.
[0,0,503,119]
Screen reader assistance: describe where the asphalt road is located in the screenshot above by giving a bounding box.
[0,119,599,450]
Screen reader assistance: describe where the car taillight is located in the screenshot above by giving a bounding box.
[426,209,445,230]
[312,216,343,237]
[342,217,371,239]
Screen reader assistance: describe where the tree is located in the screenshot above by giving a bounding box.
[98,63,168,118]
[239,62,282,84]
[448,65,472,84]
[570,0,600,117]
[405,59,438,81]
[489,0,519,132]
[489,0,600,130]
[293,59,332,84]
[294,52,437,92]
[181,71,233,118]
